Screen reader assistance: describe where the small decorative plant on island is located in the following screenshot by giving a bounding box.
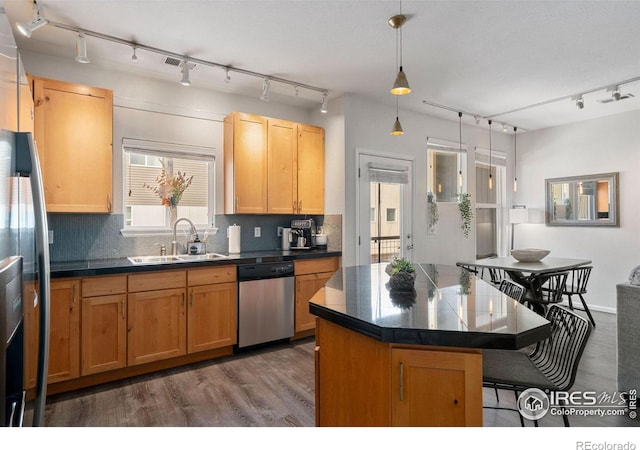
[386,256,416,291]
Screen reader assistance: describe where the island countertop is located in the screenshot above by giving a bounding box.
[309,263,551,350]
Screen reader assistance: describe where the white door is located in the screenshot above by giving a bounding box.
[357,153,413,265]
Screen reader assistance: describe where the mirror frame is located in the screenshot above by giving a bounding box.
[545,172,619,227]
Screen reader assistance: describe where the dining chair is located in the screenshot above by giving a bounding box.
[563,266,595,327]
[525,271,569,316]
[488,268,508,286]
[498,278,525,303]
[482,304,592,426]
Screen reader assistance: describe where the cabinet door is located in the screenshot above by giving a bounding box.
[295,271,334,332]
[127,288,187,366]
[81,294,127,375]
[297,124,324,214]
[267,118,297,214]
[32,76,113,213]
[391,348,483,426]
[48,279,81,383]
[224,112,267,213]
[187,282,237,353]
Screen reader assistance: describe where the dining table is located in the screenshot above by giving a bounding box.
[456,256,592,311]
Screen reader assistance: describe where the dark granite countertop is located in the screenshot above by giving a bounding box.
[309,263,551,350]
[50,248,342,278]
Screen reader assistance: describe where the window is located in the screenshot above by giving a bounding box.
[370,207,376,222]
[475,147,507,258]
[427,138,467,203]
[386,208,397,222]
[123,139,215,230]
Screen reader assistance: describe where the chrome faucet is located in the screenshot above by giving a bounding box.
[171,217,198,255]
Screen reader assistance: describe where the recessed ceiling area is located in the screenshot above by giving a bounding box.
[4,0,640,131]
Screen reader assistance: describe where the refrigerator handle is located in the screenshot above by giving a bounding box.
[26,133,50,427]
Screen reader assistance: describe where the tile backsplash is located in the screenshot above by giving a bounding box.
[47,213,342,262]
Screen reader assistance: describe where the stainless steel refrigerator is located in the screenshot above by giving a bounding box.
[0,6,50,427]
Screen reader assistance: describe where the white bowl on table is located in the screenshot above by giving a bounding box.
[511,248,550,262]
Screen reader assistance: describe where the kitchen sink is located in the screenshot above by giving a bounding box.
[127,253,229,265]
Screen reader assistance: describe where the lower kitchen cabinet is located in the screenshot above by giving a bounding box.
[188,282,237,353]
[81,293,127,376]
[294,257,339,333]
[127,287,187,366]
[81,275,128,376]
[48,279,81,384]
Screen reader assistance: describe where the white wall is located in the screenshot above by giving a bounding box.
[515,110,640,312]
[20,51,314,217]
[342,94,514,267]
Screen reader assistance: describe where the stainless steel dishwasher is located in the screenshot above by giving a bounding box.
[237,261,295,349]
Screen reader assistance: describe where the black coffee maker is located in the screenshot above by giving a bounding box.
[290,219,315,249]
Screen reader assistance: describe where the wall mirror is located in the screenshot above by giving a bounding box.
[545,172,619,227]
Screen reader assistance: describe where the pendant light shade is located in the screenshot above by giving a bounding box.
[391,116,404,135]
[389,10,410,96]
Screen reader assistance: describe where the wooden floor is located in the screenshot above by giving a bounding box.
[42,310,638,427]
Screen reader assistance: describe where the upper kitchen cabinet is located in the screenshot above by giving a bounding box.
[31,76,113,213]
[224,112,325,214]
[224,112,268,214]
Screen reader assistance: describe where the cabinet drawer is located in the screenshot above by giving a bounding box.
[128,270,186,292]
[82,275,127,297]
[187,265,236,286]
[294,257,339,276]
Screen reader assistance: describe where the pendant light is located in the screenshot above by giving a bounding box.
[391,97,404,135]
[458,112,463,189]
[389,1,410,96]
[513,126,518,192]
[488,120,493,190]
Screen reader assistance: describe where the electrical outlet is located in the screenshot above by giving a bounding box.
[277,226,283,237]
[254,227,261,237]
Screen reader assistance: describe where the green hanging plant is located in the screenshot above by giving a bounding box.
[458,193,473,238]
[427,191,439,231]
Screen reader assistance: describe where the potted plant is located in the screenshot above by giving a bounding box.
[386,257,416,291]
[458,192,473,238]
[427,191,439,232]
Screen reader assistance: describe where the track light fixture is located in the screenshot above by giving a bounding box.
[16,3,48,38]
[611,86,621,101]
[576,95,584,109]
[131,46,138,63]
[320,93,328,114]
[502,123,508,133]
[224,68,231,84]
[391,97,404,135]
[75,32,90,63]
[260,78,270,101]
[389,8,411,96]
[180,59,191,86]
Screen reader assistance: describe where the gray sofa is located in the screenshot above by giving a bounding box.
[616,283,640,394]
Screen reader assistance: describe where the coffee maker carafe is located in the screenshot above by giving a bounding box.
[290,219,315,249]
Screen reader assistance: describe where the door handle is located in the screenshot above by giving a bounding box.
[399,362,404,401]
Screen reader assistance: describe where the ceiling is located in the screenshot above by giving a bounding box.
[4,0,640,132]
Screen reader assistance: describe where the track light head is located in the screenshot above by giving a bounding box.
[224,68,231,84]
[16,8,48,38]
[260,78,270,101]
[180,59,191,86]
[131,46,138,63]
[320,93,328,114]
[576,95,584,109]
[611,86,621,101]
[75,32,90,63]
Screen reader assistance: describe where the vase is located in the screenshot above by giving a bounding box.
[169,205,177,228]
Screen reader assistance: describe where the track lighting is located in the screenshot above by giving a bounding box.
[131,46,138,63]
[611,87,621,101]
[16,5,48,38]
[502,123,508,133]
[576,95,584,109]
[474,116,480,125]
[389,11,411,96]
[293,85,299,96]
[180,59,191,86]
[75,32,90,63]
[320,93,328,114]
[260,78,270,101]
[224,68,231,84]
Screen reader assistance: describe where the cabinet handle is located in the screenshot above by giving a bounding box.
[120,299,125,319]
[190,291,194,307]
[293,200,297,213]
[399,362,404,401]
[182,292,185,310]
[107,194,112,212]
[299,200,302,212]
[71,285,76,309]
[235,197,238,211]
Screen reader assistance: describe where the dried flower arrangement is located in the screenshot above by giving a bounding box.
[143,161,193,207]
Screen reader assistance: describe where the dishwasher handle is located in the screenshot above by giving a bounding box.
[237,262,294,281]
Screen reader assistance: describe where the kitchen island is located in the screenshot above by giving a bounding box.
[309,263,551,427]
